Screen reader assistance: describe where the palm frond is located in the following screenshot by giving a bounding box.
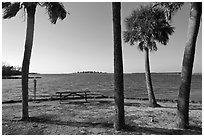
[148,41,157,51]
[138,41,145,51]
[154,24,174,45]
[123,31,131,43]
[2,2,11,9]
[44,2,67,24]
[123,7,147,46]
[2,2,21,19]
[153,2,184,21]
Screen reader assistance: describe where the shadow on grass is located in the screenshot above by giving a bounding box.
[160,106,177,109]
[13,114,201,135]
[124,125,202,135]
[21,114,113,129]
[60,100,113,105]
[160,106,202,110]
[124,102,141,107]
[189,106,202,110]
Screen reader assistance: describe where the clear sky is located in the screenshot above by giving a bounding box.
[2,2,202,74]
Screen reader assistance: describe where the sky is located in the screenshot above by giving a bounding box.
[2,2,202,74]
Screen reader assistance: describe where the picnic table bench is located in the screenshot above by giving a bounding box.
[56,90,90,104]
[55,90,108,104]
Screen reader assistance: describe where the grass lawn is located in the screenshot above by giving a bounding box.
[2,98,202,135]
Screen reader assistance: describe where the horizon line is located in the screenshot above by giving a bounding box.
[32,72,202,75]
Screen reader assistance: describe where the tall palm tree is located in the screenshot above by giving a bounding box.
[177,3,201,129]
[153,2,202,129]
[112,2,125,131]
[2,2,67,120]
[123,4,174,107]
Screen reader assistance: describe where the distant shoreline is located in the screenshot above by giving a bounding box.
[27,72,201,75]
[2,72,201,79]
[2,76,42,79]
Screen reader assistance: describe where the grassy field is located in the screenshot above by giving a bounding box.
[2,99,202,135]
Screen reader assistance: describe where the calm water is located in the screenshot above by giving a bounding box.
[2,73,202,102]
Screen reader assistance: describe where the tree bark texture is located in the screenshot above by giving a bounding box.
[22,4,36,120]
[112,2,125,131]
[177,2,201,129]
[144,47,158,107]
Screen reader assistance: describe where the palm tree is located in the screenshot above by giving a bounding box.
[153,2,202,129]
[112,2,125,131]
[177,3,202,129]
[2,2,67,120]
[123,4,174,107]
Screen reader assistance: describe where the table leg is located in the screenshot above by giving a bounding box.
[85,92,87,102]
[60,93,62,104]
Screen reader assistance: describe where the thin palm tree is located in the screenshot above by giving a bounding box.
[154,2,202,129]
[112,2,125,131]
[123,4,174,107]
[2,2,67,120]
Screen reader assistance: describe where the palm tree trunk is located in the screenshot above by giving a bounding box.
[144,47,159,107]
[21,4,36,120]
[177,2,201,129]
[112,2,125,131]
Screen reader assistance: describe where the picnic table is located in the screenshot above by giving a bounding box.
[56,90,90,104]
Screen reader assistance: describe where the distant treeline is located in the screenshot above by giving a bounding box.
[76,71,107,74]
[2,63,21,77]
[151,72,181,75]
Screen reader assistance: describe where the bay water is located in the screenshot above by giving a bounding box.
[2,73,202,102]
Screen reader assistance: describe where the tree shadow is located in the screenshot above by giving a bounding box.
[188,125,202,132]
[160,106,177,109]
[11,114,201,135]
[189,105,202,110]
[18,114,113,129]
[124,102,141,107]
[59,99,116,109]
[124,125,202,135]
[160,106,202,110]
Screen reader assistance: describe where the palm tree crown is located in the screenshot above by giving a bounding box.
[2,2,67,24]
[153,2,184,21]
[123,4,174,51]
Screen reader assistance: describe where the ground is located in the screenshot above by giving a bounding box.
[2,98,202,135]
